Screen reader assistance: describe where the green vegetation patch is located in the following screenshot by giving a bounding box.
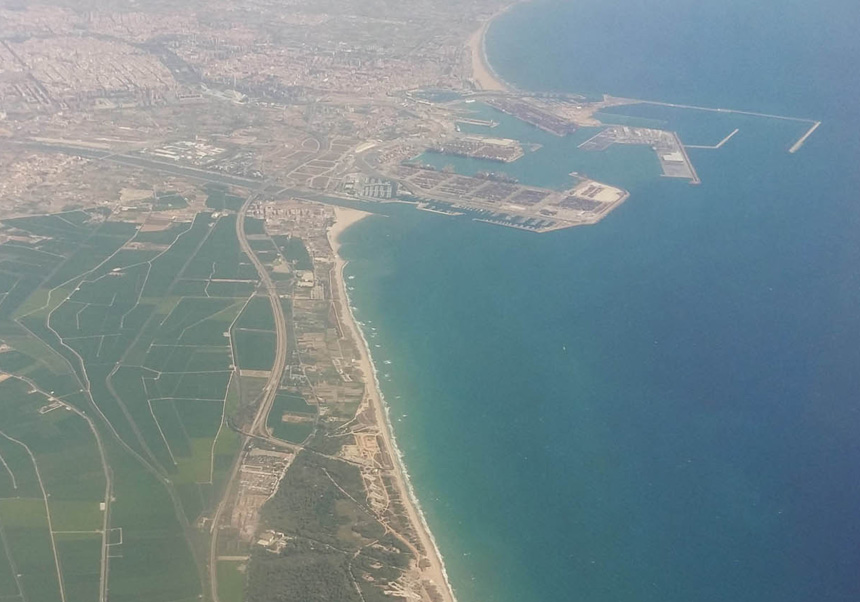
[47,500,103,533]
[0,275,42,319]
[0,209,256,602]
[175,438,217,485]
[131,221,192,245]
[146,346,231,373]
[4,212,91,241]
[55,533,101,602]
[104,438,201,602]
[89,249,160,279]
[269,420,313,445]
[0,327,72,376]
[186,348,233,372]
[232,330,276,371]
[142,213,215,297]
[150,400,193,459]
[234,296,275,331]
[178,303,245,347]
[171,279,209,296]
[0,499,48,529]
[145,370,231,401]
[174,399,224,438]
[0,271,20,295]
[183,215,258,281]
[107,366,175,469]
[107,532,201,602]
[249,239,277,252]
[212,422,240,495]
[205,186,245,212]
[246,540,360,602]
[217,560,246,602]
[272,393,316,416]
[262,452,382,549]
[271,235,313,270]
[206,280,257,298]
[0,500,62,602]
[0,534,20,597]
[0,349,38,374]
[155,297,234,342]
[46,225,137,288]
[242,217,266,236]
[0,432,46,501]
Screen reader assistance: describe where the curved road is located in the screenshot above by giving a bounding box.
[208,194,290,602]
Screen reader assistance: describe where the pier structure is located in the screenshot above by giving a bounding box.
[636,100,820,153]
[789,121,821,153]
[686,128,739,150]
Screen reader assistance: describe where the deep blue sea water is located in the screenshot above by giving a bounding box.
[339,1,860,600]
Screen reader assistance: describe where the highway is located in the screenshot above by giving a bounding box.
[15,376,113,602]
[12,140,269,192]
[208,192,290,602]
[12,139,361,210]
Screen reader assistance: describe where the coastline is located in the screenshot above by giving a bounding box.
[327,206,458,602]
[468,2,526,92]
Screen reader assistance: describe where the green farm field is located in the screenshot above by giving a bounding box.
[0,204,293,602]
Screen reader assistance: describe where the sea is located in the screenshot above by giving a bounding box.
[338,0,860,600]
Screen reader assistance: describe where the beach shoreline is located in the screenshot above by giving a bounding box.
[328,206,458,602]
[468,2,527,92]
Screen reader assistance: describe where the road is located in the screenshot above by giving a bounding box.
[12,139,374,214]
[12,140,269,192]
[208,192,290,602]
[14,376,113,602]
[0,428,67,602]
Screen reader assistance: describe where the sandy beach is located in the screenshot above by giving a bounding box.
[328,206,457,602]
[468,2,530,92]
[468,8,512,92]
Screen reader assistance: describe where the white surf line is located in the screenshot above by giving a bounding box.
[789,121,821,153]
[0,430,67,602]
[686,128,740,149]
[0,451,17,490]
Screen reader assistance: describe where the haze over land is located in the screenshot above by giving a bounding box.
[0,0,855,601]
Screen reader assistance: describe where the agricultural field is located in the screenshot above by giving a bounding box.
[0,195,379,602]
[0,204,286,602]
[266,394,315,444]
[0,377,106,602]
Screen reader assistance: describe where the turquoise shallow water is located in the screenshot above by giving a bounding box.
[340,1,860,600]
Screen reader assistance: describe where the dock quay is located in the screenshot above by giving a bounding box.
[580,125,700,183]
[456,117,499,128]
